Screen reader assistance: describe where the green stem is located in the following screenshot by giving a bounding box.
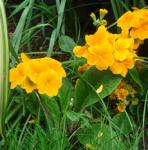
[34,91,53,128]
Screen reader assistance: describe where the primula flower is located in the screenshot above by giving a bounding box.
[87,43,114,70]
[110,58,135,77]
[85,25,109,46]
[110,37,137,77]
[73,24,137,77]
[9,53,66,97]
[117,103,126,112]
[114,88,129,101]
[117,8,148,40]
[113,38,135,61]
[73,45,88,58]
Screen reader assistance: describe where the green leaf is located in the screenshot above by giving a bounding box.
[75,67,122,111]
[58,78,74,112]
[77,123,124,150]
[112,112,136,135]
[66,111,82,122]
[59,35,76,53]
[129,67,143,93]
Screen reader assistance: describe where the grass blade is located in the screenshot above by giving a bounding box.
[0,0,9,138]
[11,0,34,54]
[47,0,66,56]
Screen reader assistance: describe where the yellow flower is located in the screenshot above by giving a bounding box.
[87,43,114,70]
[115,88,129,101]
[110,58,135,77]
[73,45,88,58]
[117,11,133,36]
[110,38,136,77]
[85,25,109,46]
[21,53,30,62]
[9,53,66,97]
[130,23,148,40]
[99,8,108,15]
[21,77,37,93]
[113,38,135,61]
[117,103,126,112]
[117,9,148,40]
[37,70,62,96]
[9,62,28,89]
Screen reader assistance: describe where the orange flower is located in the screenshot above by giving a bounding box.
[117,103,126,112]
[114,88,129,101]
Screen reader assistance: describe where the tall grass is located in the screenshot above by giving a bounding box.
[0,0,9,138]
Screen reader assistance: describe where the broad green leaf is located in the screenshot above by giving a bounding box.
[59,35,76,53]
[58,78,74,112]
[66,111,82,122]
[112,112,136,135]
[129,67,143,93]
[77,123,124,150]
[75,67,122,111]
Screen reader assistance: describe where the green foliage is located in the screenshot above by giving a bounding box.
[129,68,144,93]
[59,35,76,54]
[112,112,136,135]
[75,67,122,111]
[77,123,124,150]
[1,0,148,149]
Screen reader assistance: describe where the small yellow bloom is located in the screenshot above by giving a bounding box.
[100,19,107,26]
[99,8,108,15]
[90,12,96,19]
[117,103,126,112]
[115,88,129,101]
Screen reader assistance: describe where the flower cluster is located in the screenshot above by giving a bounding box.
[109,81,137,112]
[117,8,148,41]
[10,53,66,97]
[73,8,148,77]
